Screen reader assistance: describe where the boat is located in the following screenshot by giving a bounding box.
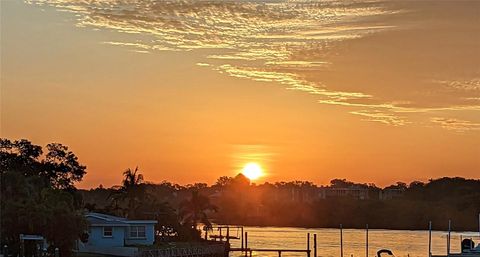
[431,214,480,257]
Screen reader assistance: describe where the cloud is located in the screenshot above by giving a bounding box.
[26,0,480,129]
[350,110,409,126]
[434,78,480,92]
[430,117,480,132]
[27,0,402,123]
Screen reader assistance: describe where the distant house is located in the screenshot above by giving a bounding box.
[318,187,371,200]
[379,188,405,200]
[77,212,157,257]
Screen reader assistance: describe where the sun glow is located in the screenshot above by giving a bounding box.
[242,162,264,181]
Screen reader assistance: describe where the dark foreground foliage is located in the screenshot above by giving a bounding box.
[1,138,87,257]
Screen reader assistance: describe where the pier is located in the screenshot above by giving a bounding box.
[206,227,318,257]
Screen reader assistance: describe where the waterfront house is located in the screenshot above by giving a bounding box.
[318,187,371,200]
[77,212,157,257]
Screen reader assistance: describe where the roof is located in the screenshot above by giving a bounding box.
[86,212,157,227]
[20,234,45,241]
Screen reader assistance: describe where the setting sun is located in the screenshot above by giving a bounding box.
[242,163,264,180]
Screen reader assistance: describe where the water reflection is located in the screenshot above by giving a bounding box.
[227,227,476,257]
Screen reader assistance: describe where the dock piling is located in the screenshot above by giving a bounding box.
[227,227,230,244]
[314,234,317,257]
[307,233,311,257]
[241,227,244,250]
[340,224,344,257]
[428,221,432,257]
[366,224,369,257]
[447,220,451,257]
[245,232,248,257]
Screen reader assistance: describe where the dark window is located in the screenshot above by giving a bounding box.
[130,226,146,238]
[103,226,113,237]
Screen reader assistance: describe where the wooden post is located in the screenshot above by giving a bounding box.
[245,232,248,257]
[429,222,433,257]
[366,224,369,257]
[205,229,208,240]
[447,220,451,257]
[20,237,25,257]
[279,250,282,257]
[219,227,223,242]
[314,234,317,257]
[340,224,344,257]
[241,227,244,250]
[307,233,311,257]
[227,227,230,244]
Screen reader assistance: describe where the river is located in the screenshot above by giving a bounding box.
[223,226,479,257]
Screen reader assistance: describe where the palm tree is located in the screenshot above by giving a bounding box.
[109,167,146,218]
[179,190,217,230]
[122,167,144,190]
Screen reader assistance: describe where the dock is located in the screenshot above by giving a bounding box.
[206,226,318,257]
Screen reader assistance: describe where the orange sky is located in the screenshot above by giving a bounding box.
[1,1,479,188]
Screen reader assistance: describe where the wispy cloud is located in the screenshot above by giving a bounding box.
[430,117,480,132]
[434,78,480,92]
[350,110,409,126]
[26,0,480,130]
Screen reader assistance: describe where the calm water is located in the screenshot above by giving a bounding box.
[222,226,479,257]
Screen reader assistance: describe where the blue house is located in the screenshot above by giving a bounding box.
[77,212,157,256]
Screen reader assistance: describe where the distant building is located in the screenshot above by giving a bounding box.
[379,188,405,200]
[77,212,157,257]
[318,187,371,200]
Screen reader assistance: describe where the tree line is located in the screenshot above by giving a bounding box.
[84,174,480,232]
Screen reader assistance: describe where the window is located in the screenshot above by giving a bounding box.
[103,226,113,237]
[130,226,146,238]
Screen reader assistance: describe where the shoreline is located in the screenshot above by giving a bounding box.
[213,224,480,234]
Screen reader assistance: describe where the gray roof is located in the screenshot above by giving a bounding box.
[86,212,157,227]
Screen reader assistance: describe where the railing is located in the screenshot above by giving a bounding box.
[138,244,226,257]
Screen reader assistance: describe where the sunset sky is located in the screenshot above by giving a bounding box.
[2,0,479,188]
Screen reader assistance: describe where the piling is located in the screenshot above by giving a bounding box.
[227,227,230,244]
[447,220,451,257]
[307,233,311,257]
[314,234,317,257]
[340,224,344,257]
[244,232,248,257]
[241,227,244,250]
[428,221,432,257]
[366,224,369,257]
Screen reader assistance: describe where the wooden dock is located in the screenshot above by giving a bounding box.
[138,244,226,257]
[204,225,321,257]
[229,248,311,257]
[228,232,317,257]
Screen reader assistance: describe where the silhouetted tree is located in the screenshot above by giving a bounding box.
[0,138,86,257]
[0,138,86,189]
[109,167,147,218]
[179,191,217,229]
